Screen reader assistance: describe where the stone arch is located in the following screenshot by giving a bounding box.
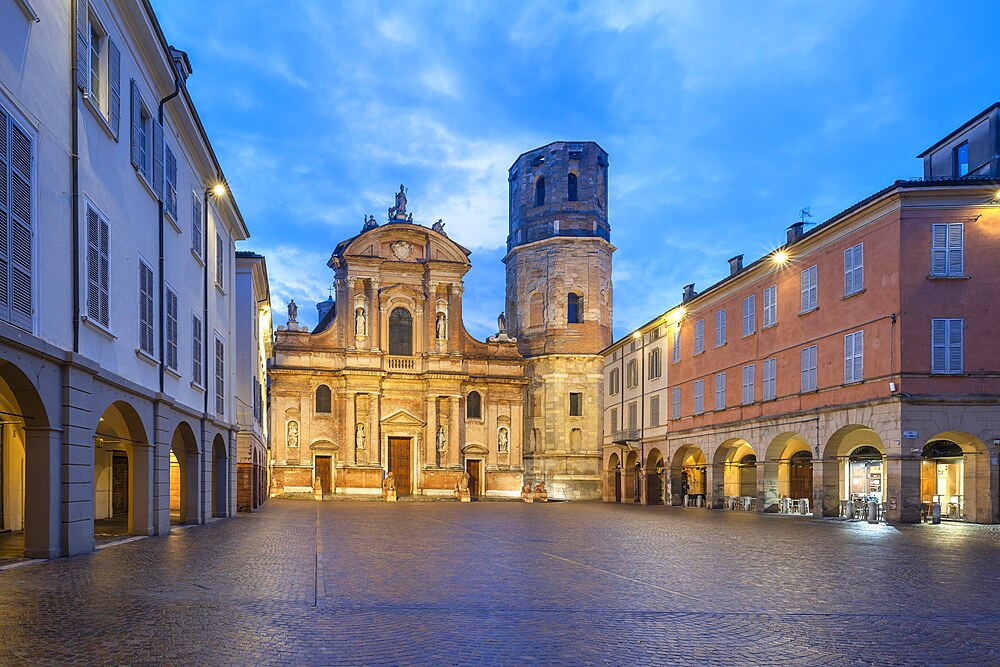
[920,430,989,522]
[94,400,150,540]
[713,438,755,502]
[0,361,54,557]
[534,175,545,206]
[763,432,812,511]
[607,451,621,502]
[169,421,200,526]
[819,425,886,517]
[567,171,579,201]
[670,444,707,507]
[624,449,639,503]
[567,290,583,324]
[645,447,665,505]
[211,434,229,518]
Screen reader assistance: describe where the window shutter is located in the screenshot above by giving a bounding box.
[931,224,947,276]
[99,218,109,325]
[164,144,177,218]
[192,315,202,381]
[947,224,963,276]
[129,79,140,169]
[853,332,864,382]
[931,319,947,373]
[86,206,100,320]
[853,244,864,292]
[8,121,32,330]
[844,334,853,382]
[801,347,810,390]
[192,194,203,256]
[152,119,164,198]
[76,0,89,91]
[166,289,178,370]
[844,247,854,295]
[801,269,809,312]
[108,38,121,139]
[948,319,963,373]
[0,107,9,323]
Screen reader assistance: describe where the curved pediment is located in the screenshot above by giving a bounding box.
[462,444,489,456]
[309,439,338,451]
[335,223,472,267]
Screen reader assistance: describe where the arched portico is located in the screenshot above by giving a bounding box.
[820,425,886,519]
[169,421,201,526]
[763,432,812,512]
[714,439,755,508]
[645,448,664,505]
[606,451,621,502]
[670,445,706,507]
[211,434,229,518]
[919,430,989,523]
[623,450,639,503]
[94,401,152,540]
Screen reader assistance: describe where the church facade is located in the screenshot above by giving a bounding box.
[270,142,613,500]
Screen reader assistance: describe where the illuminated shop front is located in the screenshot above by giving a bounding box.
[844,444,884,505]
[920,440,964,521]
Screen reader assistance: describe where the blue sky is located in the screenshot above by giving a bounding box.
[155,1,1000,341]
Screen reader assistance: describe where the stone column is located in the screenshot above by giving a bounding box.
[449,395,461,467]
[130,443,155,536]
[346,392,357,465]
[705,463,722,509]
[815,455,841,517]
[426,396,438,467]
[759,459,780,513]
[885,455,920,523]
[370,278,381,351]
[152,403,170,535]
[449,284,463,351]
[426,281,438,353]
[23,426,62,558]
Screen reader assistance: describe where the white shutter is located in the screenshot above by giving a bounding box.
[76,0,89,91]
[164,144,177,218]
[694,319,704,354]
[215,338,225,416]
[192,315,202,381]
[844,334,853,383]
[743,295,755,335]
[843,247,853,295]
[931,224,947,276]
[715,309,726,346]
[854,331,863,382]
[86,206,100,321]
[801,269,809,312]
[192,194,203,257]
[801,347,810,390]
[138,262,154,354]
[166,289,178,370]
[852,244,864,292]
[715,372,726,410]
[108,38,121,139]
[0,106,9,323]
[931,319,947,374]
[152,119,164,198]
[948,319,963,373]
[216,233,224,288]
[8,120,32,330]
[947,224,964,276]
[130,80,140,169]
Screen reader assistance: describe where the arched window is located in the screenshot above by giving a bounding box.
[567,172,578,201]
[567,292,582,323]
[534,176,545,206]
[389,307,412,355]
[315,384,331,413]
[466,391,482,419]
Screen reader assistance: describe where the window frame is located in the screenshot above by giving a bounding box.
[931,318,963,375]
[192,313,203,386]
[931,223,964,277]
[693,319,705,355]
[138,258,155,356]
[215,335,225,417]
[693,379,705,415]
[955,141,969,177]
[715,309,726,347]
[670,386,681,420]
[671,327,681,363]
[165,285,178,371]
[648,347,661,380]
[569,392,583,417]
[466,391,482,420]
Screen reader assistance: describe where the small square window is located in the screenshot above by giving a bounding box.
[569,392,583,416]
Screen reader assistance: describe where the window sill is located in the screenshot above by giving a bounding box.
[135,348,158,366]
[843,380,863,386]
[715,342,727,349]
[799,306,819,317]
[164,365,182,380]
[930,371,964,376]
[465,417,484,423]
[927,274,970,281]
[742,332,755,339]
[800,388,819,394]
[761,323,777,331]
[841,289,866,301]
[135,169,158,202]
[191,248,205,267]
[81,315,116,340]
[165,210,181,234]
[693,350,704,357]
[82,93,117,141]
[191,381,205,392]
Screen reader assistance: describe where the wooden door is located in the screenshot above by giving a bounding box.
[315,456,332,493]
[112,453,129,517]
[789,461,813,499]
[388,437,411,495]
[465,460,482,497]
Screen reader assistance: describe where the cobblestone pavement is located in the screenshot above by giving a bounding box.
[2,500,1000,665]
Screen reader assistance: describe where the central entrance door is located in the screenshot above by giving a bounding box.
[388,437,412,495]
[465,459,483,498]
[315,456,333,495]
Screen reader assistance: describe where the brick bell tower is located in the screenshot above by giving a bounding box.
[503,142,614,500]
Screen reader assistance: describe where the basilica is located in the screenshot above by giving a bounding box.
[269,142,614,499]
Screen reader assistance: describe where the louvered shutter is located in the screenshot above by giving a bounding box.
[192,315,202,381]
[931,319,947,373]
[108,38,121,139]
[164,145,177,218]
[152,120,164,199]
[844,247,854,295]
[191,194,203,256]
[166,289,178,369]
[99,217,109,325]
[0,107,9,323]
[76,0,89,91]
[138,264,147,352]
[130,79,140,168]
[86,206,100,320]
[948,319,963,374]
[931,224,947,276]
[947,224,963,276]
[8,121,32,330]
[844,334,854,382]
[852,244,864,292]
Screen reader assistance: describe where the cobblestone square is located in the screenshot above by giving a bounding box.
[2,500,999,665]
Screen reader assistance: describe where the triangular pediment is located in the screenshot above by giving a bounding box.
[381,410,426,427]
[379,283,425,300]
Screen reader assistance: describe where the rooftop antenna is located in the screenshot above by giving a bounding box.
[798,207,813,224]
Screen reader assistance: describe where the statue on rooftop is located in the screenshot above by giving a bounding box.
[287,299,298,323]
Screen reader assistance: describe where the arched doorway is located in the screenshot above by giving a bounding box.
[607,452,621,502]
[94,401,149,540]
[820,425,886,518]
[624,450,638,503]
[847,445,885,507]
[671,445,706,507]
[788,451,813,500]
[716,439,755,508]
[764,432,813,512]
[169,422,200,526]
[211,435,229,518]
[918,432,988,522]
[646,448,664,505]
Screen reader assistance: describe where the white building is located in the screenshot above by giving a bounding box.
[0,0,251,558]
[234,252,271,512]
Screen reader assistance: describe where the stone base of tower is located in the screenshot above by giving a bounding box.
[521,355,604,500]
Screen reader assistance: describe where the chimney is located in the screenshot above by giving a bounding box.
[316,298,335,322]
[169,46,193,82]
[682,283,696,303]
[728,254,744,276]
[786,221,805,244]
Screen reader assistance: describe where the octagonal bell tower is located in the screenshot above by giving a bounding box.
[503,142,614,500]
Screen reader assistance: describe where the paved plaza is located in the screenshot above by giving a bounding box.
[1,500,999,665]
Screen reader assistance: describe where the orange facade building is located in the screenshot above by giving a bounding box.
[603,105,1000,524]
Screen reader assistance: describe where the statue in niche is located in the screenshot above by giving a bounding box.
[355,307,367,337]
[287,421,299,448]
[356,422,366,449]
[436,425,446,452]
[436,312,447,340]
[497,311,507,334]
[498,428,509,453]
[287,300,298,323]
[432,219,446,234]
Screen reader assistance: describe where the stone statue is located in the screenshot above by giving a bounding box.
[432,219,445,234]
[497,311,507,334]
[287,421,299,448]
[356,422,366,449]
[363,214,378,231]
[436,425,446,451]
[287,299,298,323]
[406,212,413,223]
[395,184,407,216]
[498,428,509,453]
[457,472,470,492]
[436,312,447,339]
[355,307,367,337]
[534,481,547,494]
[521,482,532,495]
[382,471,396,492]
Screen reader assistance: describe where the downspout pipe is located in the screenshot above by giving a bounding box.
[71,0,82,353]
[157,77,181,393]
